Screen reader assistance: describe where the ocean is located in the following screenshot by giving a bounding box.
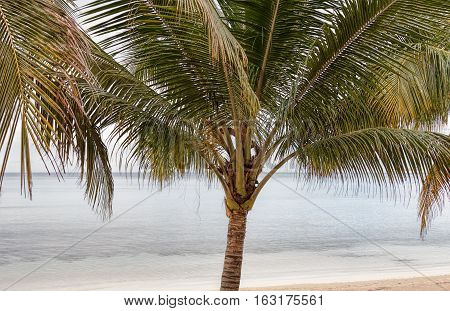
[0,174,449,290]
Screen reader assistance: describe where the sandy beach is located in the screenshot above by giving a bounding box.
[244,275,450,291]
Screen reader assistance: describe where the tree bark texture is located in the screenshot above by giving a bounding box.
[220,208,248,291]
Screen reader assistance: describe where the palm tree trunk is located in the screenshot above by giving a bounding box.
[220,208,247,291]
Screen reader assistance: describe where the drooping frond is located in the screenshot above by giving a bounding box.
[418,164,450,237]
[300,128,449,202]
[0,0,113,214]
[80,43,223,185]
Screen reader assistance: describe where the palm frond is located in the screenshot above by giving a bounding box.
[82,0,257,119]
[0,0,113,214]
[300,128,449,216]
[291,0,449,127]
[178,0,260,116]
[80,43,223,185]
[216,0,333,109]
[418,164,450,237]
[370,44,450,129]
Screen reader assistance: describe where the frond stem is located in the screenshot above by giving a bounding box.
[255,0,280,99]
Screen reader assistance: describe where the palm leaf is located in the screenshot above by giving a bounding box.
[370,44,450,129]
[418,164,449,237]
[0,0,113,214]
[80,43,223,186]
[300,129,449,226]
[290,0,449,128]
[82,0,258,119]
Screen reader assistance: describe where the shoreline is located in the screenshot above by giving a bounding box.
[243,275,450,291]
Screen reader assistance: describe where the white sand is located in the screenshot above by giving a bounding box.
[243,275,450,291]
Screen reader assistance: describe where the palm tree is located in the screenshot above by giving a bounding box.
[1,0,449,291]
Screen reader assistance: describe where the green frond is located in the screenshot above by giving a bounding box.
[300,128,449,212]
[217,0,333,109]
[118,118,216,185]
[78,42,222,185]
[370,44,450,129]
[418,164,450,237]
[178,0,258,114]
[0,0,113,214]
[82,0,257,119]
[291,0,449,126]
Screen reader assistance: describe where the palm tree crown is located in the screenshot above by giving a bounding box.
[1,0,449,290]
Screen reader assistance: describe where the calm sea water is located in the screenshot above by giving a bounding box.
[0,174,449,290]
